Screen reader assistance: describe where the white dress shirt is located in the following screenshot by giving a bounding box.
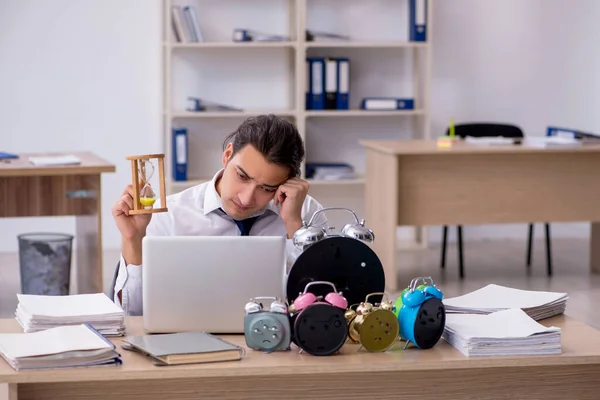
[113,169,327,316]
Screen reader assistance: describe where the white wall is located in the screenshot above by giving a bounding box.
[0,0,598,252]
[0,0,163,252]
[427,0,600,243]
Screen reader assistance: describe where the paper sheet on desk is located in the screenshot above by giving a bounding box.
[0,324,121,370]
[442,284,568,321]
[443,309,562,357]
[464,136,516,145]
[445,309,560,339]
[523,136,581,148]
[28,155,81,166]
[0,325,112,359]
[15,293,125,336]
[443,284,567,310]
[17,293,122,318]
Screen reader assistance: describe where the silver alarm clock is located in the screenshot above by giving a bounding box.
[243,297,291,353]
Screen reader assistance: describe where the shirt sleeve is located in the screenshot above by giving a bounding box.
[285,238,302,275]
[113,204,172,316]
[113,255,143,316]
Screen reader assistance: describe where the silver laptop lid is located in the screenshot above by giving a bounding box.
[141,235,287,334]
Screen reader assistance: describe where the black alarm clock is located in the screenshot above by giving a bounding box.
[287,207,386,309]
[288,281,349,356]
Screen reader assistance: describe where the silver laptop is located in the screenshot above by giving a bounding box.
[142,235,287,334]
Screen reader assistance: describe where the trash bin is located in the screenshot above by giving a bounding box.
[18,233,74,296]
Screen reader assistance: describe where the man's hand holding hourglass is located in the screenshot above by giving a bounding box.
[112,184,153,266]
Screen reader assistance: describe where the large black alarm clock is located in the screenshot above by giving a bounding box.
[287,207,386,307]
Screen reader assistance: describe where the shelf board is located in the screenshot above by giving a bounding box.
[170,177,365,192]
[166,41,427,49]
[167,41,297,49]
[307,177,365,185]
[306,41,428,49]
[305,109,425,117]
[170,110,423,118]
[170,110,298,119]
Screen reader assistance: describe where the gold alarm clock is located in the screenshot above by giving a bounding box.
[344,292,399,352]
[344,304,360,344]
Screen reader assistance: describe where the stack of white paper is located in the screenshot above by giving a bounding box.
[442,308,562,357]
[0,324,121,370]
[465,136,516,145]
[28,154,81,166]
[524,136,581,148]
[15,293,125,336]
[442,284,568,321]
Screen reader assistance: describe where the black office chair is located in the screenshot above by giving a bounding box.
[440,123,553,278]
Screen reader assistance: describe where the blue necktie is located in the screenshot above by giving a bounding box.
[219,208,258,236]
[234,216,258,236]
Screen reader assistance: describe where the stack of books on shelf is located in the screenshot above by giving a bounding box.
[442,308,562,357]
[306,57,350,111]
[171,5,203,43]
[442,284,568,321]
[15,293,126,337]
[305,57,417,112]
[0,324,121,371]
[441,284,568,357]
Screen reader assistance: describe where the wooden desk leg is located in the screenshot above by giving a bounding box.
[590,223,600,273]
[7,383,18,400]
[365,149,399,291]
[74,175,103,294]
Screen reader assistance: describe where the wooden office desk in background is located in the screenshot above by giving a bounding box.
[0,152,115,294]
[361,139,600,290]
[1,315,600,399]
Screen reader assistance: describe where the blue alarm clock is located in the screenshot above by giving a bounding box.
[397,276,446,349]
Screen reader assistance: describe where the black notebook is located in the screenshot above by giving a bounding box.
[122,331,245,366]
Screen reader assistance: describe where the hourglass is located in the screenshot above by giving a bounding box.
[126,154,169,215]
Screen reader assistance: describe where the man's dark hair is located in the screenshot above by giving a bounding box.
[222,114,305,178]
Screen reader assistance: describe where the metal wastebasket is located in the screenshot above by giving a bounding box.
[18,233,74,296]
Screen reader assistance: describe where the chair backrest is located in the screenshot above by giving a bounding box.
[446,123,524,139]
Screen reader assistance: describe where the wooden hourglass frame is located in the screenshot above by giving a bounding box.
[126,154,169,215]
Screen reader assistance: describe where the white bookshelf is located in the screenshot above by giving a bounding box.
[162,0,432,244]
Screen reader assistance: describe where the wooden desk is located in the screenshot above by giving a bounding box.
[2,315,600,399]
[361,139,600,290]
[0,152,115,294]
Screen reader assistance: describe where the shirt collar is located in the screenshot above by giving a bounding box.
[203,169,225,216]
[203,169,280,217]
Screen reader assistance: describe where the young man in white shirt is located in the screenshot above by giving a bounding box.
[111,114,327,316]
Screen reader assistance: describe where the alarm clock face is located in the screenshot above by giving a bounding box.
[248,316,286,351]
[412,298,446,349]
[360,309,399,352]
[293,303,347,356]
[287,237,385,307]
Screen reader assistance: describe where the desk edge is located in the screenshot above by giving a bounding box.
[3,353,600,384]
